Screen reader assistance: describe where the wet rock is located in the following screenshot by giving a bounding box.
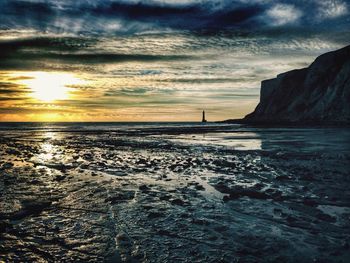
[180,213,190,218]
[273,208,282,215]
[214,225,229,233]
[142,205,154,210]
[275,175,289,181]
[342,240,349,249]
[195,184,205,191]
[136,159,148,165]
[159,195,171,201]
[171,198,185,206]
[223,195,230,202]
[97,161,107,167]
[286,215,297,223]
[105,191,135,204]
[222,186,269,201]
[6,149,20,155]
[192,218,210,226]
[208,235,218,241]
[0,220,12,233]
[54,175,66,182]
[316,212,336,223]
[214,181,232,194]
[117,232,131,245]
[83,153,93,160]
[116,232,133,261]
[265,188,284,200]
[139,185,150,192]
[2,174,15,186]
[303,198,317,207]
[148,211,164,219]
[302,174,314,181]
[157,229,173,236]
[9,200,52,220]
[29,179,41,185]
[1,162,14,170]
[48,163,67,171]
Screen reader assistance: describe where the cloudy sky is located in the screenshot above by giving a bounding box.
[0,0,349,121]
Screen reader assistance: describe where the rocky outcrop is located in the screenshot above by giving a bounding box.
[244,45,350,124]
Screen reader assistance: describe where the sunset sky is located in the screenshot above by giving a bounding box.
[0,0,349,122]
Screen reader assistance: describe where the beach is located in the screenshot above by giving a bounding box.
[1,123,349,262]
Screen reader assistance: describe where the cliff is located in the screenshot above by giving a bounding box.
[244,45,350,124]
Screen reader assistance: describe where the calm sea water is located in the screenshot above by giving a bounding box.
[0,122,214,131]
[0,122,349,153]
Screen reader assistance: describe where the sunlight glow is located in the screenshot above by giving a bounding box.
[19,72,85,102]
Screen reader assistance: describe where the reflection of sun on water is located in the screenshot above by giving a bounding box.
[19,72,85,102]
[38,132,57,162]
[41,143,54,161]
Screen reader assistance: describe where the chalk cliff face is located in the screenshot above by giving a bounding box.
[244,45,350,124]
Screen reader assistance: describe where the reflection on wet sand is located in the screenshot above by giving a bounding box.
[0,123,349,262]
[165,132,262,150]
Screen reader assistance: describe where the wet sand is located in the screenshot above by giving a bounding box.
[0,123,350,262]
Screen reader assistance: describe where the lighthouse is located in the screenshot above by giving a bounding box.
[202,110,207,123]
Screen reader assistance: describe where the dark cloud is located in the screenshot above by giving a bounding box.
[40,53,193,63]
[88,1,200,19]
[0,37,94,70]
[0,37,95,52]
[1,0,348,34]
[0,106,75,114]
[105,87,149,96]
[0,82,30,105]
[103,87,176,97]
[83,1,262,29]
[4,0,54,15]
[0,37,195,70]
[0,97,26,101]
[0,0,262,32]
[0,82,29,94]
[156,77,256,84]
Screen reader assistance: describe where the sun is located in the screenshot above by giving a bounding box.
[19,72,84,102]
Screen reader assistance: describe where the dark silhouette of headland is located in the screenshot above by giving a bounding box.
[223,45,350,125]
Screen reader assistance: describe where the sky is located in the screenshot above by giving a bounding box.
[0,0,349,122]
